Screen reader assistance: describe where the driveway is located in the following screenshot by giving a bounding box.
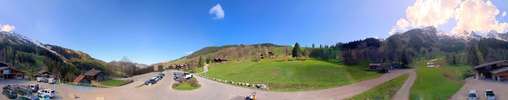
[1,69,413,100]
[451,79,508,100]
[392,69,416,100]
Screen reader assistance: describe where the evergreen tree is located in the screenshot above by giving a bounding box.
[292,43,302,58]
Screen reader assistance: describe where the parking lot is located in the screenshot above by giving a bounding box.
[451,78,508,100]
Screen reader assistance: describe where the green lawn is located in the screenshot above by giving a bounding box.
[172,78,201,90]
[203,59,380,91]
[348,74,409,100]
[173,82,200,90]
[100,79,132,87]
[410,59,470,100]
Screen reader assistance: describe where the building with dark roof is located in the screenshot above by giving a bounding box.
[0,62,25,79]
[73,68,106,84]
[474,60,508,81]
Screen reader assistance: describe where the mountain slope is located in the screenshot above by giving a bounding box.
[0,31,111,81]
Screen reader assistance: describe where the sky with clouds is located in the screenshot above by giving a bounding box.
[0,0,507,64]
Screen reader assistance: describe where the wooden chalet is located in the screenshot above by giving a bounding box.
[213,57,228,63]
[73,68,106,84]
[0,62,25,79]
[474,60,508,81]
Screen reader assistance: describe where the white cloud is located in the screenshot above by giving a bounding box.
[390,0,508,37]
[503,11,507,17]
[390,0,460,34]
[209,4,225,20]
[452,0,508,36]
[0,24,15,32]
[185,51,194,55]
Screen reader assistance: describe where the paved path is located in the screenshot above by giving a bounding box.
[450,79,508,100]
[392,69,416,100]
[202,63,209,73]
[1,69,413,100]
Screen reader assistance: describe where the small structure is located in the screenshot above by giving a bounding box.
[473,60,508,81]
[259,51,275,59]
[368,63,389,73]
[0,62,25,79]
[73,68,106,84]
[213,57,228,63]
[426,59,440,68]
[170,64,189,69]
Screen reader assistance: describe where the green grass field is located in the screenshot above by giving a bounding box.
[348,74,409,100]
[410,59,470,100]
[100,79,132,87]
[203,59,380,91]
[173,82,200,90]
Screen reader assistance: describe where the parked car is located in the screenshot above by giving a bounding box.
[29,84,40,93]
[145,79,157,86]
[2,84,37,99]
[485,89,496,100]
[468,89,478,100]
[2,85,18,99]
[158,73,165,77]
[37,89,56,99]
[47,77,56,84]
[245,92,256,100]
[184,73,193,80]
[37,76,57,84]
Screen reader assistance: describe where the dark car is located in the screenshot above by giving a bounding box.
[2,85,18,99]
[485,89,496,100]
[145,79,157,85]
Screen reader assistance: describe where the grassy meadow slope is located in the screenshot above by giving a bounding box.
[203,59,380,91]
[410,59,471,100]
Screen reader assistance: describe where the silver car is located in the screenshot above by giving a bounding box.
[468,89,478,100]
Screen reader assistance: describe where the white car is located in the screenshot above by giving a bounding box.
[37,89,56,99]
[47,77,56,84]
[184,74,193,80]
[36,77,46,82]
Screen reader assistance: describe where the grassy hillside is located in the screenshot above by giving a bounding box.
[203,59,380,91]
[410,59,471,100]
[348,74,409,100]
[158,43,293,70]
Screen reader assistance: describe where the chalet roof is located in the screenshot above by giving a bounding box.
[491,67,508,74]
[474,60,508,69]
[84,69,102,76]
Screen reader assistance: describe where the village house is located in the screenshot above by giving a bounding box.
[213,57,228,63]
[73,68,106,84]
[474,60,508,81]
[0,62,25,80]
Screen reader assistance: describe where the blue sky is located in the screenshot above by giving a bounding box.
[0,0,507,64]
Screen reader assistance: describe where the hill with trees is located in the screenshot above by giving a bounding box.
[0,31,140,81]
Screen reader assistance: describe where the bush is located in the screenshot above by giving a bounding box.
[172,78,200,90]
